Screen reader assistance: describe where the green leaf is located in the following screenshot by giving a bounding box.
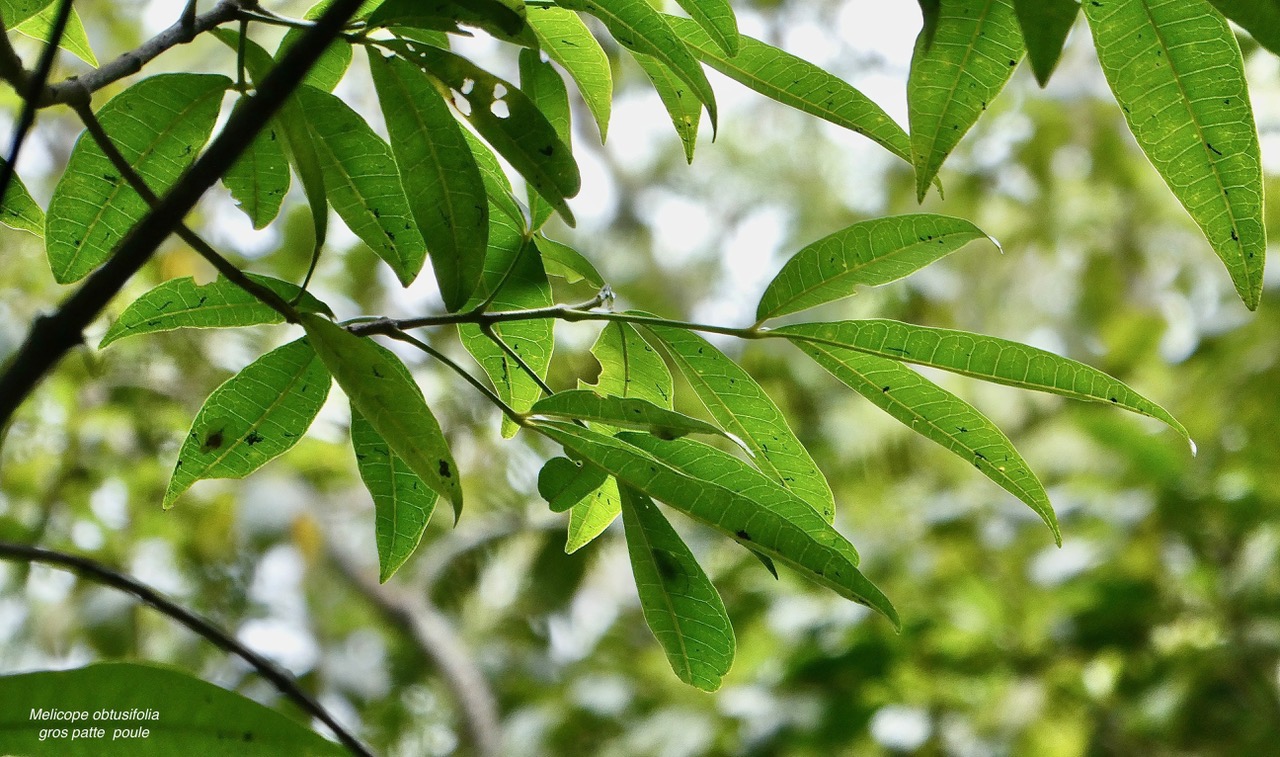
[457,216,553,438]
[370,51,488,310]
[45,73,229,284]
[222,101,292,230]
[1083,0,1266,310]
[352,407,439,582]
[775,320,1191,446]
[534,234,605,286]
[0,0,52,27]
[538,456,609,512]
[620,485,735,691]
[1013,0,1079,86]
[302,314,464,521]
[666,15,911,165]
[556,0,717,131]
[461,128,527,230]
[368,0,532,42]
[212,29,329,253]
[645,324,835,522]
[519,47,572,230]
[277,0,356,92]
[634,53,701,163]
[100,274,332,348]
[566,476,623,553]
[907,0,1024,200]
[14,4,97,66]
[383,38,580,226]
[589,321,673,407]
[0,158,44,236]
[1208,0,1280,56]
[296,85,428,286]
[791,339,1059,543]
[530,389,729,439]
[535,422,898,625]
[526,5,613,139]
[0,662,344,755]
[756,214,993,323]
[164,338,331,508]
[671,0,738,56]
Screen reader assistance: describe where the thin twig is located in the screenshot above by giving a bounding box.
[35,0,244,107]
[70,98,300,323]
[328,547,502,757]
[384,330,524,423]
[480,323,555,397]
[0,540,373,757]
[0,0,368,432]
[0,0,73,210]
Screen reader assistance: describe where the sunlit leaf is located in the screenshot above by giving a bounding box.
[519,48,572,230]
[302,315,463,520]
[458,214,553,438]
[671,0,738,56]
[775,320,1191,445]
[164,338,331,508]
[557,0,717,130]
[634,53,701,163]
[666,15,911,165]
[14,3,97,66]
[907,0,1024,200]
[0,0,53,27]
[100,274,331,348]
[1208,0,1280,56]
[352,407,438,582]
[383,38,580,226]
[536,422,898,625]
[276,0,357,92]
[461,128,527,230]
[222,100,292,230]
[756,214,992,323]
[297,85,428,286]
[620,485,735,691]
[646,324,835,522]
[1083,0,1266,310]
[0,662,344,755]
[534,234,605,286]
[45,73,229,283]
[1013,0,1079,86]
[791,339,1059,543]
[0,158,44,237]
[367,0,530,41]
[530,389,728,439]
[566,476,623,553]
[526,5,613,139]
[370,51,488,310]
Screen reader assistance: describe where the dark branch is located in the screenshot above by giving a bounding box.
[0,540,373,757]
[0,0,367,433]
[36,0,244,107]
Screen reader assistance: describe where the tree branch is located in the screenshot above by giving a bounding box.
[329,548,502,757]
[0,0,367,433]
[35,0,244,108]
[0,540,373,757]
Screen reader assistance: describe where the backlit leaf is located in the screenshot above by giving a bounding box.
[100,274,332,348]
[907,0,1024,200]
[645,324,835,522]
[526,5,613,139]
[303,315,463,521]
[222,100,292,230]
[370,51,488,310]
[530,389,728,439]
[775,320,1191,445]
[276,0,358,92]
[536,422,898,625]
[671,0,738,56]
[791,339,1059,543]
[666,15,911,164]
[14,4,97,66]
[0,662,344,755]
[352,407,438,582]
[620,485,734,691]
[1013,0,1079,86]
[539,456,609,512]
[1083,0,1266,310]
[534,234,605,286]
[635,53,701,163]
[0,158,44,237]
[1207,0,1280,56]
[45,73,229,283]
[756,214,992,323]
[519,48,572,230]
[164,338,331,508]
[297,85,428,286]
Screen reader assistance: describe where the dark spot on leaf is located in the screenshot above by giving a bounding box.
[439,459,452,478]
[245,431,264,446]
[736,530,751,541]
[201,430,225,453]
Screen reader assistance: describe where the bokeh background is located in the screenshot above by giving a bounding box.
[3,1,1280,754]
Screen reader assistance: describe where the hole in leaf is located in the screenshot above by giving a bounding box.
[451,91,472,116]
[461,78,476,95]
[490,99,510,118]
[492,82,507,99]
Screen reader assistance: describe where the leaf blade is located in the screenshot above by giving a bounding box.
[0,157,44,237]
[1083,0,1266,310]
[530,389,728,439]
[526,5,614,139]
[1013,0,1079,86]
